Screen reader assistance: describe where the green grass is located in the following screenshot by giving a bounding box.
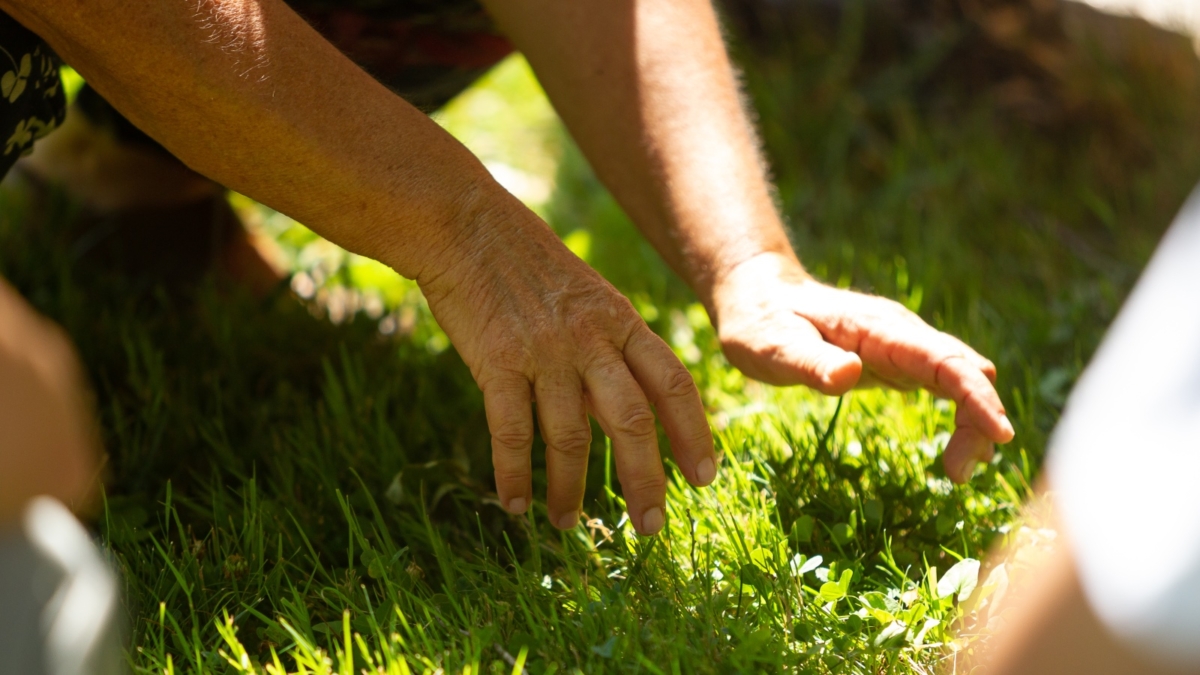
[3,14,1199,673]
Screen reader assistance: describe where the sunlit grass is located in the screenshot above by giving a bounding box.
[5,15,1199,673]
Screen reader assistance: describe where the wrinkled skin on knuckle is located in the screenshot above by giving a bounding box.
[566,298,643,359]
[614,298,646,336]
[546,426,592,460]
[932,354,967,391]
[963,387,1005,417]
[821,313,866,351]
[584,353,629,386]
[660,364,698,400]
[564,309,608,351]
[491,421,534,452]
[679,424,716,453]
[612,402,658,442]
[475,341,534,385]
[493,466,531,485]
[620,471,667,498]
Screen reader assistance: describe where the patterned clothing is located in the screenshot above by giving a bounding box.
[295,0,512,111]
[0,1,511,173]
[0,12,65,180]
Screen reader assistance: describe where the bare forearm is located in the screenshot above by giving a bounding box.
[3,0,505,283]
[482,0,799,307]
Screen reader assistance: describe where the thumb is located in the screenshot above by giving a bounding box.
[721,313,864,394]
[784,340,863,395]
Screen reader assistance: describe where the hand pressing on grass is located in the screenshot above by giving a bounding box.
[486,2,1012,485]
[12,0,1004,526]
[421,195,718,537]
[0,277,100,523]
[709,252,1015,484]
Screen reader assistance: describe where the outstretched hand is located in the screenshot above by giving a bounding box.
[421,197,717,536]
[711,253,1014,483]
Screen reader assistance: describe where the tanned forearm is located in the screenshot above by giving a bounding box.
[3,0,728,537]
[3,0,505,284]
[481,0,800,309]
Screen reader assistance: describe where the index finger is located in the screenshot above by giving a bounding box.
[864,327,1014,443]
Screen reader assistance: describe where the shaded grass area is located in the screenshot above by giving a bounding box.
[2,8,1199,673]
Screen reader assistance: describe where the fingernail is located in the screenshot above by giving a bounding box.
[695,457,717,486]
[507,497,527,515]
[957,460,979,484]
[641,507,665,535]
[556,511,579,530]
[1000,416,1015,440]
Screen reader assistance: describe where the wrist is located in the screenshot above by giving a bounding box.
[377,165,515,291]
[410,178,560,305]
[705,249,810,326]
[678,214,800,315]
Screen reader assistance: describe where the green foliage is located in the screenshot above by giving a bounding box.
[4,14,1199,673]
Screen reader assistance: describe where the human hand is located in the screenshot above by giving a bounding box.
[420,197,717,536]
[710,253,1014,483]
[0,278,100,523]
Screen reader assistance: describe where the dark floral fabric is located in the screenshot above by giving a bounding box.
[292,0,512,112]
[0,12,65,179]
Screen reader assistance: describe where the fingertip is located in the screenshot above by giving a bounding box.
[952,459,977,484]
[958,390,1015,445]
[945,448,983,484]
[506,497,528,515]
[639,506,665,536]
[981,360,998,384]
[961,346,998,385]
[623,333,715,490]
[973,409,1015,444]
[555,510,579,530]
[998,415,1015,444]
[694,456,718,487]
[942,426,994,484]
[814,351,862,395]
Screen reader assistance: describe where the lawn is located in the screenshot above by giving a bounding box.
[2,6,1199,673]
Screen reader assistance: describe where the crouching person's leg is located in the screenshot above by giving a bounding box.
[0,277,122,674]
[16,87,281,293]
[0,9,100,526]
[983,187,1200,673]
[984,528,1191,675]
[0,499,124,675]
[0,276,99,519]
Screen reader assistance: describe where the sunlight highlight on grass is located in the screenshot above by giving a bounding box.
[6,9,1198,673]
